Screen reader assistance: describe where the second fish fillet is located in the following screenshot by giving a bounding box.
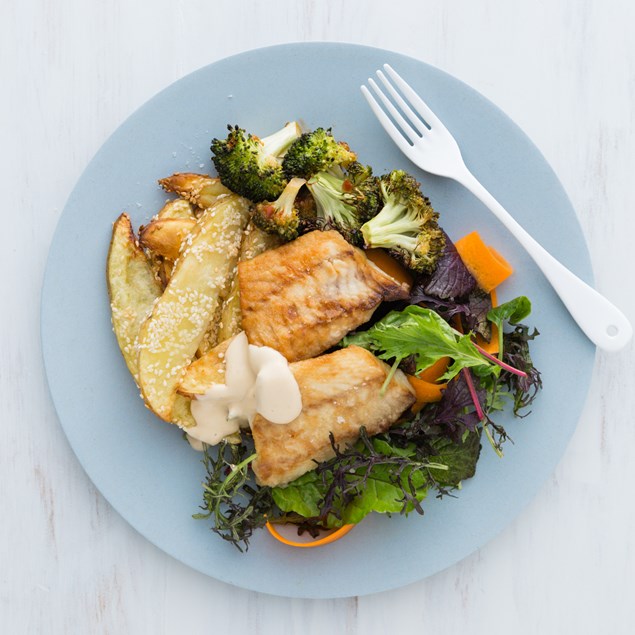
[251,345,416,487]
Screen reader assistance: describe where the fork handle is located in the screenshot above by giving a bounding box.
[457,169,632,352]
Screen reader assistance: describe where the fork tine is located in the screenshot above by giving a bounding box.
[375,70,429,135]
[360,85,414,154]
[383,64,445,130]
[367,78,421,145]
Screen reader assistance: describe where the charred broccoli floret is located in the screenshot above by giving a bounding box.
[282,128,357,179]
[304,163,382,244]
[343,162,382,222]
[210,122,302,202]
[251,177,307,241]
[360,170,445,273]
[306,170,361,239]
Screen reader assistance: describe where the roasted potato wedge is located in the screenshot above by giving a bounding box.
[156,197,195,220]
[178,337,233,398]
[217,223,283,342]
[146,250,167,290]
[240,222,285,261]
[159,173,231,210]
[196,221,277,352]
[139,217,197,261]
[196,302,222,357]
[137,194,250,423]
[171,394,197,428]
[217,280,241,343]
[158,258,174,287]
[106,213,162,381]
[107,214,195,427]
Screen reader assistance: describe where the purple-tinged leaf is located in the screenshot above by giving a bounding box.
[463,289,492,340]
[415,231,476,300]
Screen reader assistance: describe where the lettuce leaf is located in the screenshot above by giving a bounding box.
[271,429,481,527]
[427,431,481,487]
[343,305,495,382]
[341,463,428,524]
[487,296,531,355]
[271,472,324,521]
[272,467,428,528]
[271,435,430,528]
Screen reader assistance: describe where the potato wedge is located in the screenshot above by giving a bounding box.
[196,302,222,357]
[106,213,162,381]
[240,222,285,261]
[197,214,275,352]
[107,215,195,427]
[159,173,231,210]
[172,394,197,428]
[196,219,274,352]
[178,337,233,398]
[139,217,197,261]
[217,280,241,343]
[217,223,283,342]
[157,197,195,220]
[158,258,174,287]
[137,194,251,423]
[141,198,194,286]
[146,250,166,289]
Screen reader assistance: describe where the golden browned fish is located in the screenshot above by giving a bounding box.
[251,345,416,487]
[238,230,410,362]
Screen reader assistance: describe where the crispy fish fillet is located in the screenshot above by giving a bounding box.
[252,346,416,487]
[238,230,410,362]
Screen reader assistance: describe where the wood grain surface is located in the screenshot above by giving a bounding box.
[2,0,634,632]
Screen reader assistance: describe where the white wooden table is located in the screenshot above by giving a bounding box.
[3,1,635,632]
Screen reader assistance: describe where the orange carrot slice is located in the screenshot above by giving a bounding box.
[454,232,513,292]
[365,248,414,288]
[265,521,355,548]
[418,356,450,382]
[407,374,446,412]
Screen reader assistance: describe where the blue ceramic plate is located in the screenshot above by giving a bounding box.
[41,43,595,598]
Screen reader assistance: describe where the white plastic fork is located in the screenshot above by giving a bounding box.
[361,64,632,352]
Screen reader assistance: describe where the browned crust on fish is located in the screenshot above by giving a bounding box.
[252,346,416,487]
[238,230,410,362]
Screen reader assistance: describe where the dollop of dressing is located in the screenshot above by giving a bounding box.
[188,332,302,446]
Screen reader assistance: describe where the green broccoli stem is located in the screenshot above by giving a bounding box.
[276,177,307,217]
[308,172,358,228]
[252,177,307,241]
[366,232,419,251]
[261,122,302,159]
[362,202,422,249]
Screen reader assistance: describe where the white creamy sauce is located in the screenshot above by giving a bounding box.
[185,435,206,452]
[187,331,302,447]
